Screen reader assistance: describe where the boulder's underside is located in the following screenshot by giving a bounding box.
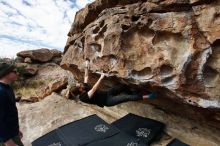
[61,0,220,129]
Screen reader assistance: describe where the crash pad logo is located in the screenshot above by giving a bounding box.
[94,124,109,133]
[136,128,151,138]
[127,142,139,146]
[48,142,62,146]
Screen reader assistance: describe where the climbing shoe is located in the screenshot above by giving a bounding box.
[148,92,157,99]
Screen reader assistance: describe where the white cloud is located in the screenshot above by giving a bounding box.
[76,0,94,8]
[0,0,95,58]
[0,38,43,58]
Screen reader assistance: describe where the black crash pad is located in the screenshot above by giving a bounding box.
[32,130,66,146]
[86,132,148,146]
[56,114,120,146]
[167,139,189,146]
[32,115,120,146]
[111,113,165,145]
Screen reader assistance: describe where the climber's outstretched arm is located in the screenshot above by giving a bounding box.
[84,59,89,83]
[87,73,105,98]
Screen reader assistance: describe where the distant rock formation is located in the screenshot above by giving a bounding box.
[61,0,220,128]
[17,48,62,63]
[13,48,74,102]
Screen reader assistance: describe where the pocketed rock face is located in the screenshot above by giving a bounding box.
[61,0,220,128]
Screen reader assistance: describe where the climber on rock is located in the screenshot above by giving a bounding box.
[72,59,157,107]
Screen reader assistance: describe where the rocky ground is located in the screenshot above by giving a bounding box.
[17,94,220,146]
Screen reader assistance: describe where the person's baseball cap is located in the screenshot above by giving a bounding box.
[0,63,16,78]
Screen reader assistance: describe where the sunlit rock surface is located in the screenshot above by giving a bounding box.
[61,0,220,128]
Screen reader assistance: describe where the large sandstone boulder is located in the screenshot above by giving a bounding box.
[14,62,74,102]
[50,49,62,57]
[61,0,220,128]
[17,48,57,62]
[16,63,38,76]
[43,77,68,97]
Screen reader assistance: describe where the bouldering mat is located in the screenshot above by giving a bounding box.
[57,114,120,146]
[32,130,66,146]
[112,113,165,145]
[32,114,120,146]
[86,132,148,146]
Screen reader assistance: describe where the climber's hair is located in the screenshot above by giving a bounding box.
[71,83,88,95]
[71,84,82,96]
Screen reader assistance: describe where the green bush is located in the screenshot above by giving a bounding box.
[16,65,28,76]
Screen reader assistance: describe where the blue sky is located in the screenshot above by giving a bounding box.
[0,0,94,58]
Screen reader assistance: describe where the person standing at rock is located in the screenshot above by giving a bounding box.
[0,63,24,146]
[72,59,157,107]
